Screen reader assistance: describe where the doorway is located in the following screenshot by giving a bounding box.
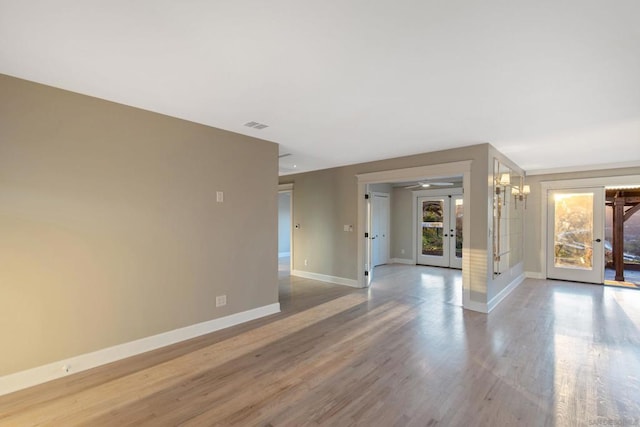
[417,195,463,269]
[546,187,605,284]
[278,185,293,273]
[356,161,471,308]
[541,177,640,287]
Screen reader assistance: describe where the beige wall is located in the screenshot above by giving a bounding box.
[391,187,413,260]
[0,74,279,376]
[280,144,491,303]
[523,166,640,276]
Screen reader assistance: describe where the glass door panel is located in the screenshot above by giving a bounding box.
[450,196,463,269]
[417,198,449,267]
[422,200,444,256]
[547,188,604,283]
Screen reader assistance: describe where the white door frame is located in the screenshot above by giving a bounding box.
[450,194,464,269]
[413,188,463,269]
[546,187,605,283]
[539,175,640,280]
[356,161,472,308]
[278,183,294,272]
[416,196,451,268]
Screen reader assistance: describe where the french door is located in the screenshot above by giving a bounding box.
[417,195,463,268]
[547,187,604,283]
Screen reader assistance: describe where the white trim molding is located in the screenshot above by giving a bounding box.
[291,270,361,288]
[487,273,525,312]
[390,258,416,265]
[527,160,640,176]
[525,271,545,279]
[464,300,488,314]
[0,303,281,397]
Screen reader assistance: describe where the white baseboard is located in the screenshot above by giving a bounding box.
[463,300,488,314]
[487,273,526,313]
[278,252,290,258]
[525,271,545,279]
[0,302,281,397]
[390,258,416,265]
[291,270,361,288]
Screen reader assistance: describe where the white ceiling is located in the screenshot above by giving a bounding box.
[1,1,639,175]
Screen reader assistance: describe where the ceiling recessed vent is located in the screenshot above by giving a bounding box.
[244,121,269,130]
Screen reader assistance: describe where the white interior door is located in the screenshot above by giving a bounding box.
[372,193,390,267]
[547,187,604,284]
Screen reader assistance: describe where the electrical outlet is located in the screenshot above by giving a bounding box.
[216,191,224,203]
[216,295,227,307]
[304,259,308,266]
[401,249,405,254]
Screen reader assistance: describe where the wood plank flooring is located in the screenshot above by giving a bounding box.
[1,263,639,426]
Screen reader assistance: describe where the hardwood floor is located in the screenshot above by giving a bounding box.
[1,263,640,426]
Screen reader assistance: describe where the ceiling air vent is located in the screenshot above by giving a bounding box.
[244,121,269,130]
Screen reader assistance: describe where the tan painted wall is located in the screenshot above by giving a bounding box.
[280,144,490,303]
[523,166,640,276]
[0,74,279,376]
[391,187,414,260]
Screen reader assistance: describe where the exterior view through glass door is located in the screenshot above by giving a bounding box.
[547,187,605,283]
[417,195,463,268]
[451,196,463,269]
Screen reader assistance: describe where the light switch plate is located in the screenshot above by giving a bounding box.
[216,295,227,307]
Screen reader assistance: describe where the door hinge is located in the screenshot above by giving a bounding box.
[364,232,369,238]
[364,271,369,277]
[364,193,370,199]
